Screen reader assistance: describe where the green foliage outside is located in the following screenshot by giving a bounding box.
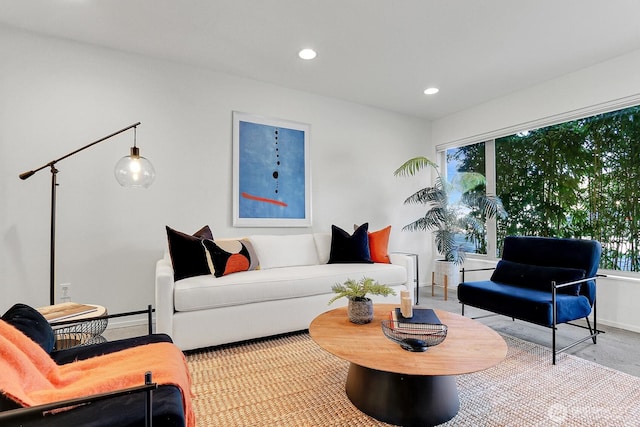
[452,105,640,271]
[394,156,507,264]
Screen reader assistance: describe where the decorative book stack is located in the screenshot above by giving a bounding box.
[389,307,441,329]
[382,308,447,351]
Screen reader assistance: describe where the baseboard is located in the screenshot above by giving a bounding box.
[598,318,640,334]
[106,314,155,330]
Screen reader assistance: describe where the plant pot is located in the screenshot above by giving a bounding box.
[434,259,460,289]
[348,298,373,324]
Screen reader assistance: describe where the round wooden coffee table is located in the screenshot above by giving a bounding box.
[309,304,507,426]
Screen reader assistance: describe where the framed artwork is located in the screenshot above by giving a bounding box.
[233,112,311,227]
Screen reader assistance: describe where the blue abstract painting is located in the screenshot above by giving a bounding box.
[233,112,310,226]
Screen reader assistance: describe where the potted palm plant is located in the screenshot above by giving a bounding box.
[328,277,396,324]
[394,156,507,287]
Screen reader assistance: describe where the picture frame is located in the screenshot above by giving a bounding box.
[232,111,311,227]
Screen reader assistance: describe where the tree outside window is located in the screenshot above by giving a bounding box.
[448,105,640,271]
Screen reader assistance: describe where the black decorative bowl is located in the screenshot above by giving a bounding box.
[381,320,448,352]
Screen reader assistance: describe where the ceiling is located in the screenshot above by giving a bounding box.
[2,0,640,120]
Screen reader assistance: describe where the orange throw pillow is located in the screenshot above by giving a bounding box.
[368,226,391,263]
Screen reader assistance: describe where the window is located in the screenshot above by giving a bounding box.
[445,142,487,254]
[445,104,640,271]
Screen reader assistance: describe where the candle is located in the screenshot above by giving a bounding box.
[401,295,413,318]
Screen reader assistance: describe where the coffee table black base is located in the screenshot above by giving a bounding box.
[345,363,460,427]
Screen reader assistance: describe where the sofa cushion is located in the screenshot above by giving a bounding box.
[2,303,55,353]
[502,236,601,280]
[313,233,332,264]
[166,225,213,281]
[490,260,586,295]
[328,223,373,264]
[368,225,391,264]
[173,263,407,311]
[203,239,252,277]
[458,280,592,326]
[249,234,319,269]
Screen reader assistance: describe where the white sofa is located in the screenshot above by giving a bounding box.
[155,232,415,351]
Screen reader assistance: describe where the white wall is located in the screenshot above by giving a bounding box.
[0,25,432,319]
[432,48,640,332]
[433,50,640,145]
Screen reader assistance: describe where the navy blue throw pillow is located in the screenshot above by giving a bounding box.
[328,223,373,264]
[2,303,55,353]
[491,260,585,295]
[166,225,214,281]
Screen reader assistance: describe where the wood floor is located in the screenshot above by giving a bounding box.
[425,286,640,377]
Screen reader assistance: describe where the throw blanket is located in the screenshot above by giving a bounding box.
[0,320,194,427]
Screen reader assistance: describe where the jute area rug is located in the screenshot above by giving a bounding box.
[186,331,640,426]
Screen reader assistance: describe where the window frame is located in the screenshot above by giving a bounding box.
[435,94,640,271]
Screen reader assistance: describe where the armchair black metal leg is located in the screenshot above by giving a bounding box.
[585,317,597,344]
[552,281,557,365]
[593,299,598,344]
[552,327,557,365]
[461,303,465,317]
[147,305,153,335]
[145,371,153,427]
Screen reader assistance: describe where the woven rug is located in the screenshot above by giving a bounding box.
[186,332,640,426]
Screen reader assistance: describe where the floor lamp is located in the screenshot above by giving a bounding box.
[19,122,156,305]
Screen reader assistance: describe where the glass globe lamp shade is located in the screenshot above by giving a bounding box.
[114,146,156,188]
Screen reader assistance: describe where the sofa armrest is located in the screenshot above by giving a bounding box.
[389,252,417,301]
[51,333,173,365]
[461,267,496,282]
[0,374,158,426]
[155,257,175,337]
[552,273,606,290]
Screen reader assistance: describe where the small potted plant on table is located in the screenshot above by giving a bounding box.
[328,277,396,324]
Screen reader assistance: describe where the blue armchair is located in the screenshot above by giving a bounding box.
[458,236,603,364]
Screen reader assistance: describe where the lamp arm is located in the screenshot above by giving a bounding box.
[19,122,141,180]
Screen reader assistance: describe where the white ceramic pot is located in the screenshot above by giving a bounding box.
[434,260,460,288]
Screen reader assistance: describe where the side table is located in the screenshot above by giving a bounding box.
[37,302,108,350]
[431,271,449,300]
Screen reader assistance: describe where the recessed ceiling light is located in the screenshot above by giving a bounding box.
[298,48,317,60]
[424,87,439,95]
